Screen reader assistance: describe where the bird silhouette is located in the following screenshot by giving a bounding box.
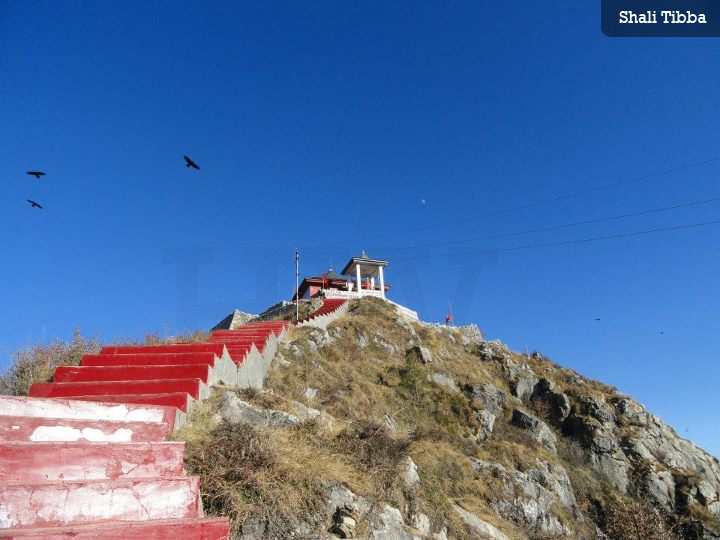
[595,318,601,321]
[183,155,200,170]
[27,171,46,179]
[26,199,43,209]
[660,331,664,335]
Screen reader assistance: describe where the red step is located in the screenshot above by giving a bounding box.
[0,476,201,528]
[65,393,193,412]
[0,396,178,427]
[0,415,171,443]
[0,517,230,539]
[100,343,226,356]
[81,352,217,367]
[209,341,265,351]
[29,379,204,400]
[212,328,279,334]
[54,365,212,384]
[209,335,268,342]
[226,349,252,360]
[0,441,185,481]
[299,299,347,322]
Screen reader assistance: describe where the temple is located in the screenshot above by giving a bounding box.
[294,251,390,300]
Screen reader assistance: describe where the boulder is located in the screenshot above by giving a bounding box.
[457,324,483,347]
[510,373,539,403]
[428,372,458,393]
[407,345,433,364]
[453,505,510,540]
[308,328,331,350]
[408,511,431,536]
[510,409,557,453]
[290,401,335,429]
[575,395,616,424]
[373,336,398,356]
[324,483,372,536]
[219,393,299,428]
[368,504,415,540]
[462,383,505,414]
[474,409,496,442]
[403,457,421,487]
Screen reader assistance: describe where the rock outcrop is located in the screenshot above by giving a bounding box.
[188,297,720,539]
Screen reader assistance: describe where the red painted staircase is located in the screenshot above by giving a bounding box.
[1,320,290,539]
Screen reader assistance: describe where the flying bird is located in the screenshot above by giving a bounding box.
[660,331,664,335]
[26,199,43,209]
[595,318,601,321]
[27,171,45,179]
[183,155,200,170]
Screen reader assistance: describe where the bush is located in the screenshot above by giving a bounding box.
[601,497,680,540]
[181,418,326,538]
[0,328,100,396]
[333,421,412,491]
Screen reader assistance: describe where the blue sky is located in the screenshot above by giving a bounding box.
[1,2,719,455]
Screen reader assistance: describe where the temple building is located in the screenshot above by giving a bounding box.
[294,251,390,300]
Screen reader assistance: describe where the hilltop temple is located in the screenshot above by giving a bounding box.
[294,251,390,300]
[214,251,417,330]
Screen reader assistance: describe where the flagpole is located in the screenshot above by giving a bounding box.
[295,249,300,322]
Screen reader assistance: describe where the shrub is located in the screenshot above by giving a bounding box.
[181,418,325,538]
[601,497,680,540]
[332,421,412,492]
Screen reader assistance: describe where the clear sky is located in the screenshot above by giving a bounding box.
[1,2,718,455]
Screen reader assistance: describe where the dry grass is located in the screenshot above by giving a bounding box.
[602,496,681,540]
[331,421,412,494]
[0,328,101,395]
[143,328,210,345]
[174,389,408,536]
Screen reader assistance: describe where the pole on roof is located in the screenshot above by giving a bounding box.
[295,249,300,322]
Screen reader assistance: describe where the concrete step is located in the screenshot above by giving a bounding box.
[0,517,230,539]
[81,352,217,367]
[29,379,206,401]
[0,415,171,443]
[54,365,212,384]
[0,476,201,528]
[66,393,194,413]
[208,336,267,344]
[100,343,226,356]
[0,396,177,427]
[0,442,185,481]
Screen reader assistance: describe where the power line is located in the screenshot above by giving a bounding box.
[394,217,720,260]
[246,261,295,307]
[356,156,720,242]
[387,195,720,251]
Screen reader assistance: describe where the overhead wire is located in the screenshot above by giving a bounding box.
[246,261,295,307]
[351,156,720,243]
[385,194,720,251]
[393,217,720,260]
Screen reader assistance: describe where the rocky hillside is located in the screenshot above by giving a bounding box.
[176,297,720,540]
